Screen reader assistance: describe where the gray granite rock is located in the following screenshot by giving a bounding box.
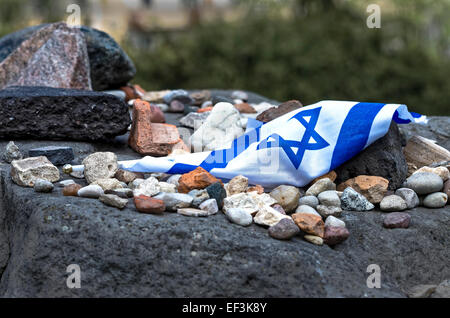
[341,187,374,211]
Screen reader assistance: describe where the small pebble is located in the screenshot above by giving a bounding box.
[317,190,341,207]
[269,185,301,213]
[105,188,134,199]
[298,196,319,209]
[78,185,104,198]
[325,215,345,228]
[225,208,253,227]
[423,192,448,208]
[383,212,411,229]
[294,204,320,217]
[268,218,300,240]
[199,199,219,215]
[323,226,350,246]
[134,195,165,214]
[340,187,374,211]
[395,188,420,209]
[56,179,75,187]
[305,178,336,196]
[304,235,323,246]
[33,178,54,193]
[177,208,211,217]
[316,205,342,218]
[99,194,128,209]
[380,195,407,212]
[63,183,82,196]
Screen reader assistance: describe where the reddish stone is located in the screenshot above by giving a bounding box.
[271,204,286,215]
[120,86,138,101]
[234,103,256,114]
[149,104,165,123]
[198,107,213,113]
[128,99,181,156]
[256,100,303,122]
[292,213,325,237]
[383,212,411,229]
[63,183,82,196]
[323,226,350,246]
[247,184,264,195]
[170,139,191,154]
[134,195,165,214]
[177,167,221,193]
[133,84,146,97]
[337,175,389,204]
[0,22,91,90]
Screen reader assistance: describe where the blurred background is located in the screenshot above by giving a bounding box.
[0,0,449,115]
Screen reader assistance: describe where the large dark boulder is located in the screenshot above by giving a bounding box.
[0,86,130,141]
[0,23,136,90]
[335,122,408,190]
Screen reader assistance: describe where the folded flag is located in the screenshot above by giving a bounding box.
[120,101,426,188]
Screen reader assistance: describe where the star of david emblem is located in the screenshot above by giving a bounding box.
[256,107,329,169]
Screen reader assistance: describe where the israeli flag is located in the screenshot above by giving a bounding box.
[121,101,426,188]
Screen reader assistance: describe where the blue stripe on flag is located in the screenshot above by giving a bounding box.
[166,163,199,174]
[329,102,385,171]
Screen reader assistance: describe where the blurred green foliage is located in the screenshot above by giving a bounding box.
[126,0,450,115]
[0,0,449,115]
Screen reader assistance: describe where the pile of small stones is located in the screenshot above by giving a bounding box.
[7,141,449,248]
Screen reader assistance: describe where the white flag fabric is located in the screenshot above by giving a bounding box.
[120,101,426,188]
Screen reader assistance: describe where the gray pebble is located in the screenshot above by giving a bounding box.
[404,172,443,195]
[34,178,54,193]
[298,196,319,208]
[225,208,253,227]
[423,192,448,208]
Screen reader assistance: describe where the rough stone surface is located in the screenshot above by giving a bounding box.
[268,218,300,240]
[380,195,408,212]
[253,205,290,227]
[246,184,264,195]
[82,152,118,184]
[224,208,253,227]
[305,178,336,197]
[269,185,301,213]
[234,103,256,114]
[158,182,176,194]
[0,23,136,90]
[0,23,91,90]
[395,188,420,209]
[337,175,389,204]
[99,194,128,210]
[423,193,448,208]
[407,284,437,298]
[132,177,160,197]
[399,116,450,151]
[404,172,444,195]
[10,156,59,187]
[335,122,408,190]
[153,192,193,212]
[178,167,220,194]
[298,196,319,209]
[256,100,302,122]
[323,226,350,246]
[403,135,450,170]
[28,146,74,166]
[432,280,450,298]
[33,178,54,193]
[226,175,248,196]
[340,187,375,211]
[383,212,411,229]
[0,86,130,141]
[3,141,22,163]
[292,213,325,237]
